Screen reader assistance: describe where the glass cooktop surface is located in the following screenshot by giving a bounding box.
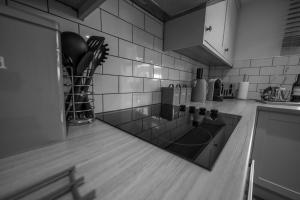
[96,104,240,170]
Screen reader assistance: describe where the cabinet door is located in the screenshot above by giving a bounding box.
[203,0,227,55]
[252,110,300,200]
[223,0,238,63]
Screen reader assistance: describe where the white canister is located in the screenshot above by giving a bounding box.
[237,82,249,99]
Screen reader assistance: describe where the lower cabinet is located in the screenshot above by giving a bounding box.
[252,108,300,200]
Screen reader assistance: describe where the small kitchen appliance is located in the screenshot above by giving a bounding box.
[207,79,223,101]
[191,68,207,102]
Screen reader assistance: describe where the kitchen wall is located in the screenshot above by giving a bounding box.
[235,0,288,60]
[209,55,300,99]
[1,0,209,113]
[209,0,300,100]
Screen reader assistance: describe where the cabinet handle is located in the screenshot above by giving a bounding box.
[247,160,255,200]
[224,48,229,52]
[205,26,212,31]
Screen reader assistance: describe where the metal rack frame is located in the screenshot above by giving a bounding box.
[63,66,96,126]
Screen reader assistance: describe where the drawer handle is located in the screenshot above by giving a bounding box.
[224,48,229,52]
[247,160,255,200]
[206,26,212,31]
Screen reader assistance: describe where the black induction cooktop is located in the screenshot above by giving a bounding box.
[96,104,241,170]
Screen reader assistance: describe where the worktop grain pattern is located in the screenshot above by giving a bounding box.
[1,100,298,200]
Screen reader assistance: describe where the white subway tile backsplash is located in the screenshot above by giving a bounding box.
[79,25,118,56]
[209,69,223,77]
[133,27,154,49]
[103,93,132,111]
[133,93,152,107]
[144,78,160,92]
[119,0,144,29]
[260,66,284,75]
[94,95,103,113]
[145,15,163,38]
[179,71,190,81]
[248,83,257,92]
[119,39,144,61]
[283,75,297,84]
[133,61,153,78]
[273,56,289,66]
[288,55,300,65]
[83,8,101,30]
[161,80,174,87]
[169,69,180,80]
[249,76,269,84]
[251,58,273,67]
[284,65,300,75]
[152,92,161,104]
[230,75,243,83]
[154,37,163,52]
[101,11,132,41]
[94,75,118,94]
[162,54,175,68]
[233,60,251,68]
[223,68,239,76]
[145,48,161,66]
[100,0,118,15]
[103,56,132,76]
[119,76,143,92]
[269,75,285,84]
[240,67,260,76]
[175,59,185,70]
[154,66,168,79]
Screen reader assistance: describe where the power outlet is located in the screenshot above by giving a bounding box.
[0,56,7,69]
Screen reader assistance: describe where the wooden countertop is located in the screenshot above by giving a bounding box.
[1,100,299,200]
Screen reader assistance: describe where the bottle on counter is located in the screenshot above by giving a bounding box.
[191,68,207,103]
[291,74,300,102]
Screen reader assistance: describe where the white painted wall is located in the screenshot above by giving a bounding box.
[234,0,289,60]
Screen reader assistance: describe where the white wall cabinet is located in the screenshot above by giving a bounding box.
[164,0,240,66]
[252,108,300,200]
[222,0,239,63]
[203,0,227,59]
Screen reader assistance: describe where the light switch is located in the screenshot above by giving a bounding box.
[0,56,7,69]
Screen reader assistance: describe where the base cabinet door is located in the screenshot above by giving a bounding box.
[252,110,300,200]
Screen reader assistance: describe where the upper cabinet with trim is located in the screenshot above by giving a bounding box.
[164,0,240,67]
